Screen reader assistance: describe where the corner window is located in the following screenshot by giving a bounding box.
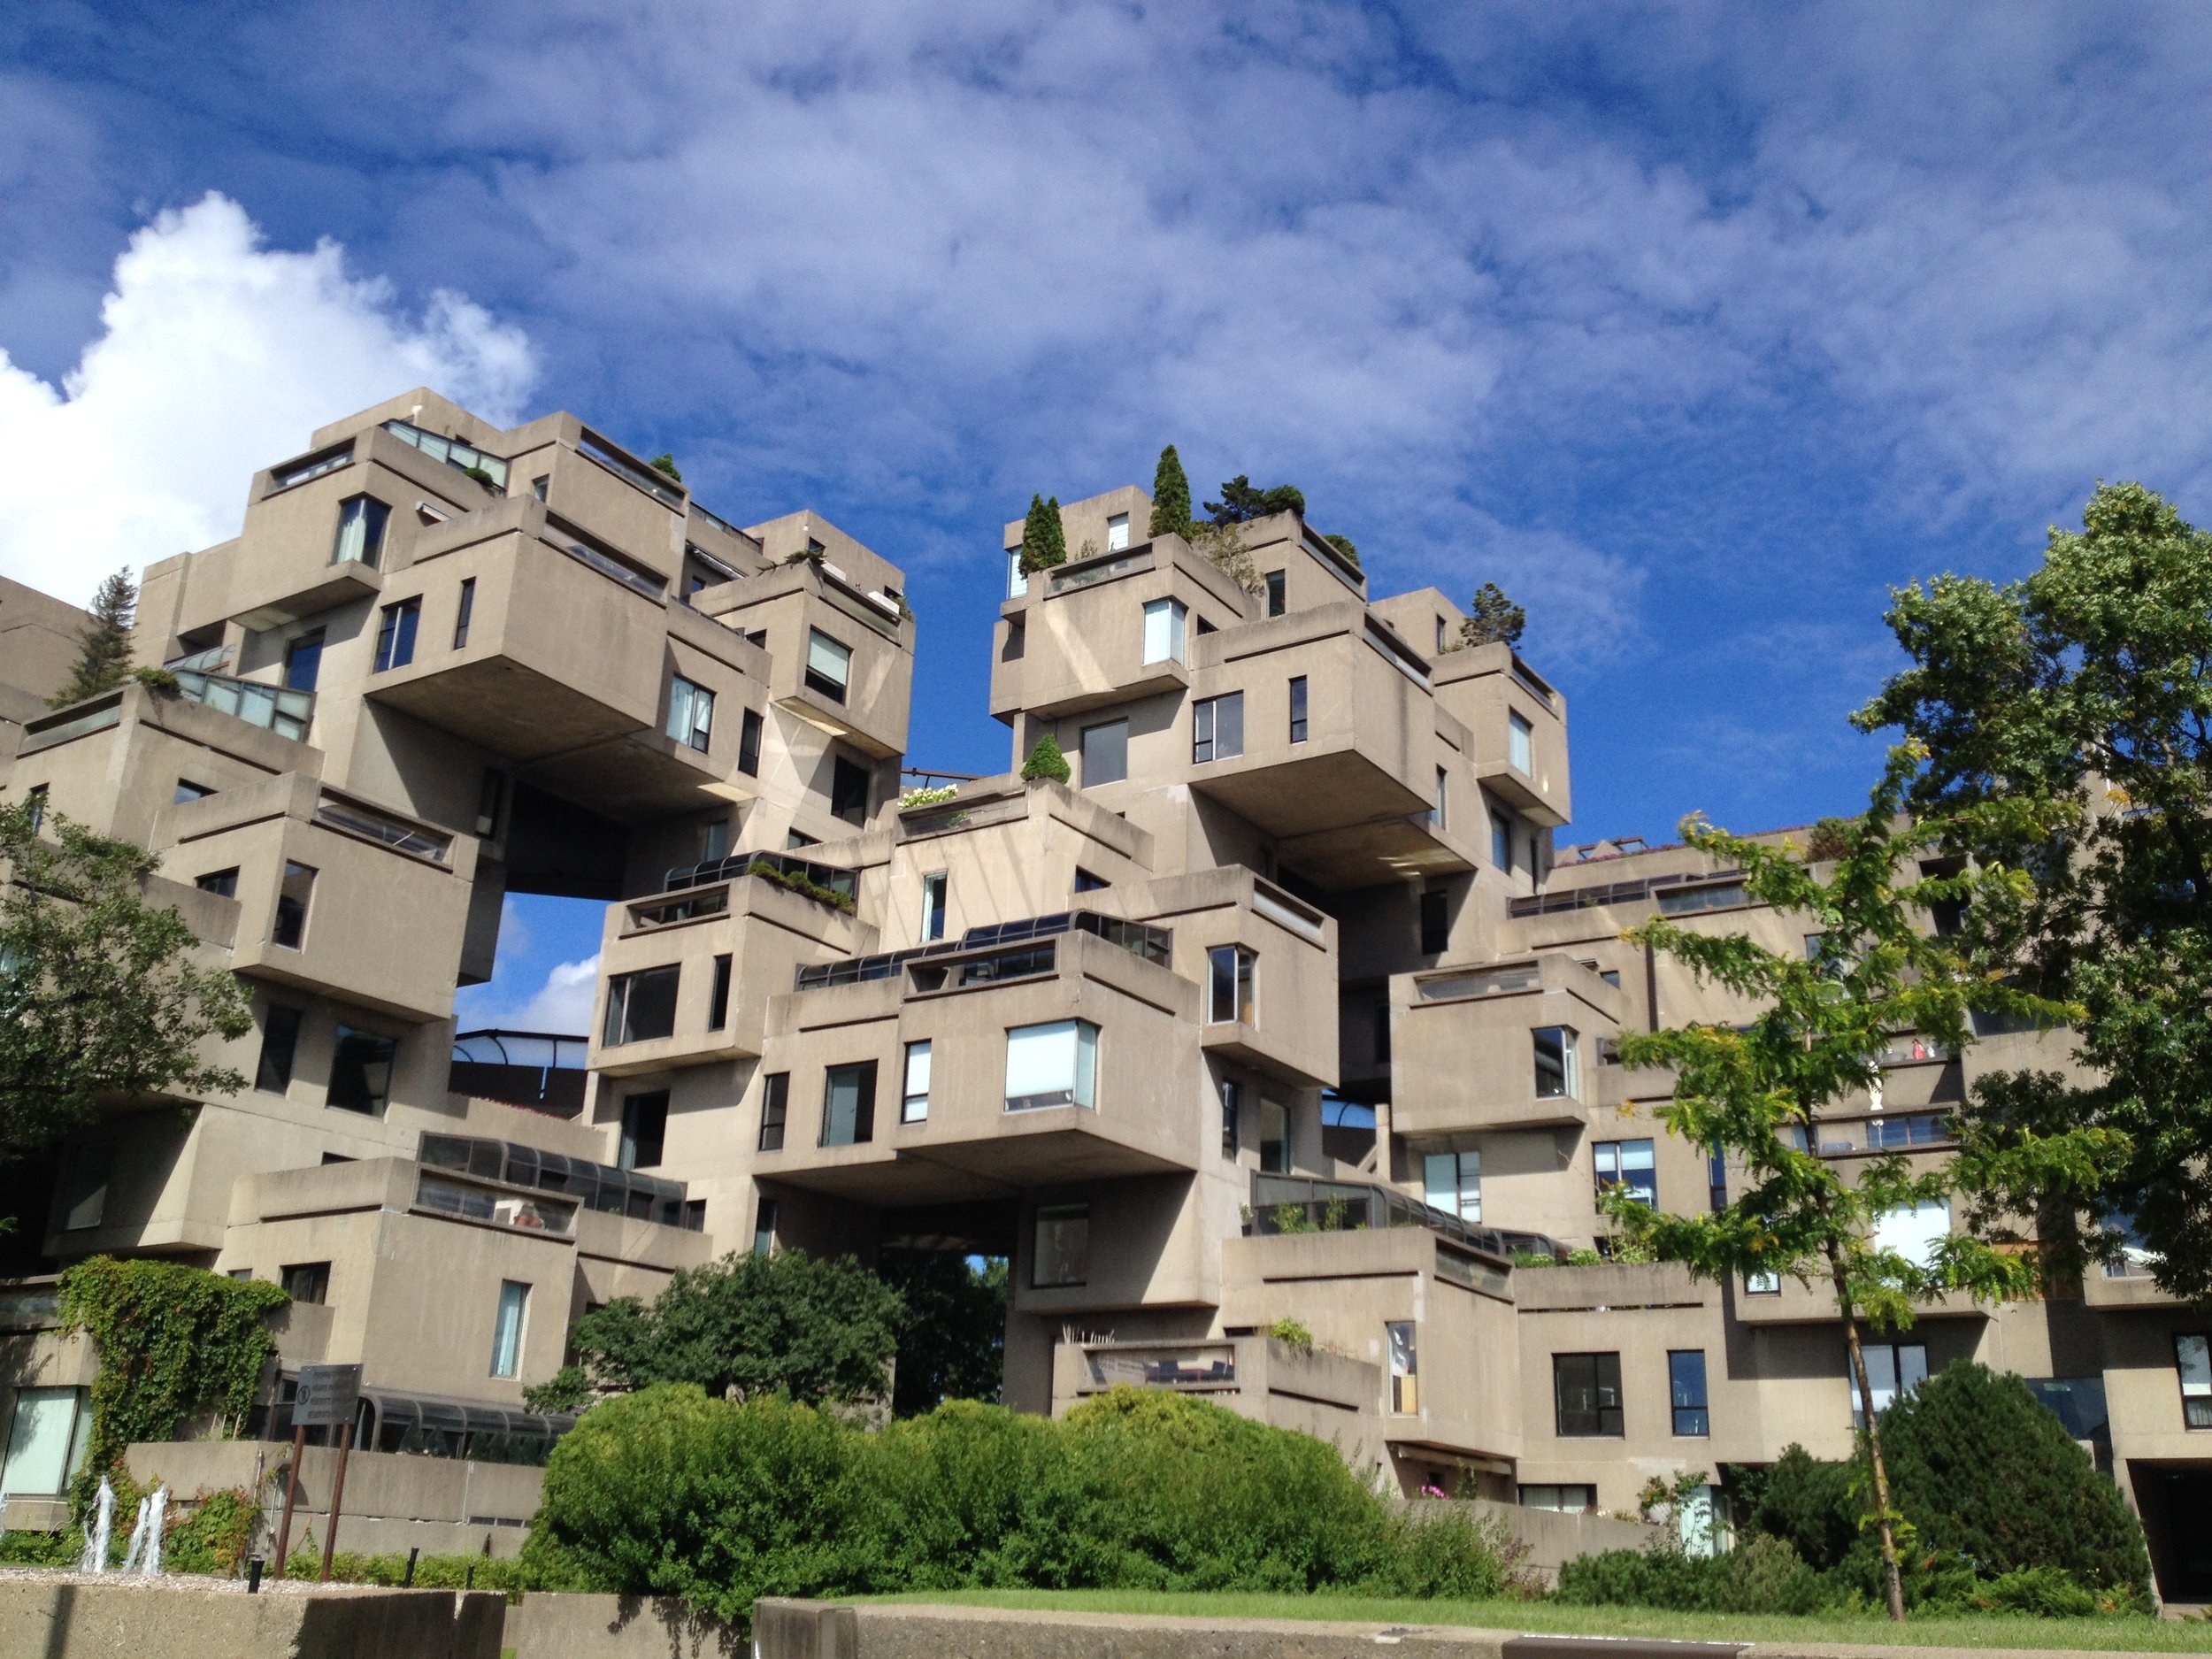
[1424,1150,1480,1224]
[1554,1351,1624,1436]
[273,861,316,949]
[1081,719,1128,787]
[1005,1019,1098,1111]
[280,1261,331,1304]
[1264,570,1286,617]
[1033,1204,1089,1287]
[58,1144,113,1232]
[283,629,325,692]
[1193,693,1243,764]
[1288,676,1308,743]
[805,629,852,703]
[821,1060,878,1146]
[490,1280,529,1379]
[1853,1342,1929,1425]
[0,1387,92,1498]
[1387,1322,1418,1413]
[921,872,949,941]
[757,1071,789,1152]
[603,966,680,1046]
[332,495,389,567]
[453,578,476,649]
[373,597,420,672]
[257,1005,304,1093]
[666,675,714,752]
[902,1041,932,1123]
[1007,547,1028,599]
[1594,1138,1655,1206]
[1107,512,1130,552]
[196,867,239,898]
[830,755,870,826]
[1670,1350,1709,1436]
[1141,597,1187,666]
[1532,1026,1578,1099]
[752,1196,779,1256]
[328,1025,396,1114]
[619,1090,669,1170]
[708,955,732,1031]
[1509,710,1533,775]
[1259,1098,1289,1173]
[738,707,764,776]
[1206,944,1256,1025]
[1219,1078,1241,1157]
[2177,1334,2212,1429]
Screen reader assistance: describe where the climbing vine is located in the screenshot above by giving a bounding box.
[58,1256,288,1512]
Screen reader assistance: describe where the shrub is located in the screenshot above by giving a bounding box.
[1019,495,1067,574]
[164,1486,258,1576]
[1557,1534,1832,1615]
[1749,1444,1858,1572]
[1382,1503,1526,1600]
[1020,735,1071,784]
[1323,533,1361,570]
[1268,1317,1315,1352]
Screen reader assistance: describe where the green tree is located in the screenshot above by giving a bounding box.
[49,568,136,709]
[536,1248,905,1409]
[1322,533,1361,571]
[1459,581,1525,649]
[1019,495,1067,574]
[0,799,253,1164]
[879,1250,1006,1416]
[648,452,683,482]
[1601,748,2121,1620]
[1204,476,1305,525]
[1855,481,2212,1300]
[1148,446,1193,540]
[1020,733,1071,784]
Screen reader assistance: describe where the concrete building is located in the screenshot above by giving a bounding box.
[1,395,2207,1602]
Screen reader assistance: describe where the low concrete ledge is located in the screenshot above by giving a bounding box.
[0,1574,504,1659]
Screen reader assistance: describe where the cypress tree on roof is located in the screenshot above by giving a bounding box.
[50,569,137,709]
[1148,446,1193,540]
[1019,495,1068,575]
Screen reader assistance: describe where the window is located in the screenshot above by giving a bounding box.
[666,675,714,752]
[257,1005,304,1092]
[196,867,239,897]
[603,966,679,1046]
[332,495,389,567]
[708,955,732,1032]
[1033,1205,1089,1287]
[902,1041,932,1123]
[1554,1352,1624,1435]
[703,818,731,862]
[619,1091,669,1170]
[1853,1342,1929,1425]
[1594,1139,1655,1206]
[1141,597,1187,665]
[1508,710,1533,774]
[1219,1078,1241,1157]
[921,872,949,941]
[476,769,505,838]
[1005,1019,1099,1110]
[452,577,476,649]
[752,1196,779,1256]
[273,861,316,949]
[1264,570,1286,617]
[25,785,46,832]
[738,707,764,776]
[373,598,420,672]
[1387,1322,1418,1413]
[58,1144,113,1232]
[1259,1099,1289,1173]
[805,629,852,702]
[532,474,549,503]
[1670,1350,1710,1436]
[1424,1150,1481,1223]
[1074,867,1109,892]
[173,779,215,804]
[1533,1026,1578,1099]
[831,756,870,825]
[1420,887,1448,956]
[2177,1334,2212,1429]
[1082,719,1128,787]
[1874,1201,1951,1269]
[821,1060,878,1146]
[1709,1143,1728,1212]
[786,829,818,850]
[1207,944,1256,1025]
[1520,1485,1597,1514]
[757,1072,789,1151]
[1107,512,1130,552]
[1007,547,1027,599]
[1431,766,1448,829]
[1279,678,1308,749]
[283,629,325,692]
[1491,810,1512,871]
[490,1281,529,1379]
[280,1262,331,1305]
[0,1387,91,1497]
[1745,1270,1782,1294]
[328,1025,396,1114]
[1193,692,1244,764]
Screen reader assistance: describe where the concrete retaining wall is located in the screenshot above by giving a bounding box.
[0,1577,505,1659]
[503,1591,746,1658]
[1463,1497,1658,1580]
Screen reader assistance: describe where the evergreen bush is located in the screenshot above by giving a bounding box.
[1020,734,1071,783]
[1556,1534,1834,1615]
[1019,495,1067,574]
[1748,1443,1858,1572]
[1148,447,1193,539]
[50,568,136,708]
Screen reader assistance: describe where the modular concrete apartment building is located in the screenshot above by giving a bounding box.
[0,390,2207,1601]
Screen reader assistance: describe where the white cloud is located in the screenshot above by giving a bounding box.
[500,955,602,1035]
[0,193,536,606]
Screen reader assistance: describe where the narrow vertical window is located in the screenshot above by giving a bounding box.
[332,495,389,567]
[273,862,316,949]
[1107,512,1130,551]
[1288,676,1308,743]
[1709,1143,1729,1213]
[1423,1149,1480,1222]
[373,599,420,672]
[1387,1323,1418,1413]
[708,954,733,1031]
[921,872,949,941]
[757,1072,789,1151]
[1533,1026,1578,1099]
[1219,1077,1241,1157]
[738,707,763,777]
[452,578,476,649]
[805,629,852,703]
[25,785,47,832]
[283,629,325,692]
[1509,710,1534,774]
[1491,810,1512,871]
[1420,887,1448,955]
[902,1041,932,1123]
[1264,570,1286,617]
[257,1005,305,1092]
[830,756,870,825]
[666,675,714,752]
[619,1091,669,1170]
[820,1061,878,1146]
[1670,1350,1710,1436]
[58,1144,114,1232]
[1141,597,1187,666]
[531,475,549,503]
[1032,1205,1090,1286]
[2177,1333,2212,1428]
[489,1281,529,1378]
[1431,766,1448,828]
[1207,945,1256,1024]
[752,1196,779,1256]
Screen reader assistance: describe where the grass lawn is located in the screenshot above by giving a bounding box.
[858,1588,2205,1652]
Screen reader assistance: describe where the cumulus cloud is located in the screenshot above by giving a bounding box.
[0,193,536,606]
[484,955,602,1036]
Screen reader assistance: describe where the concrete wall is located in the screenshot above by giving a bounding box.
[0,1578,503,1659]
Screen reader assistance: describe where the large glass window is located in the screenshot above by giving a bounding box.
[821,1060,878,1146]
[257,1005,304,1093]
[1424,1150,1481,1223]
[666,675,714,752]
[1554,1352,1624,1436]
[603,966,680,1046]
[58,1144,112,1232]
[328,1025,396,1114]
[1033,1205,1089,1287]
[0,1386,91,1497]
[757,1071,789,1151]
[1533,1025,1578,1099]
[1853,1342,1929,1425]
[805,629,852,703]
[1670,1350,1710,1436]
[373,597,420,672]
[280,1262,330,1304]
[1387,1322,1418,1413]
[619,1090,669,1170]
[283,629,325,692]
[2177,1334,2212,1428]
[1288,675,1309,743]
[1141,597,1187,665]
[902,1041,932,1123]
[1594,1138,1655,1206]
[831,756,871,825]
[332,495,389,567]
[1207,944,1256,1025]
[490,1280,529,1378]
[921,872,949,941]
[1193,692,1244,764]
[1005,1019,1099,1111]
[1873,1200,1951,1270]
[1082,719,1127,787]
[273,862,316,949]
[1509,710,1533,774]
[738,707,764,776]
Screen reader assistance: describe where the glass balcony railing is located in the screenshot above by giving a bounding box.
[1080,1344,1239,1392]
[383,419,508,491]
[1246,1172,1557,1265]
[417,1133,701,1231]
[172,670,313,741]
[793,910,1173,991]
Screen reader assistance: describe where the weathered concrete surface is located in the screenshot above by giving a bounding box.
[1463,1497,1657,1582]
[503,1591,747,1659]
[0,1575,505,1659]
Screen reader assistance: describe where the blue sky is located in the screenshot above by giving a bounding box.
[7,2,2211,1027]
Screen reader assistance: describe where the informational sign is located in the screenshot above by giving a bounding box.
[292,1363,362,1428]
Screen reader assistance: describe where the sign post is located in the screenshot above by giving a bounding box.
[272,1363,361,1581]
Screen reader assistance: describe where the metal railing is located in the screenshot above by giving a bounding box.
[1509,869,1744,919]
[312,795,451,862]
[383,419,508,491]
[794,909,1172,991]
[1246,1172,1550,1264]
[172,669,314,741]
[1080,1345,1239,1392]
[664,849,858,905]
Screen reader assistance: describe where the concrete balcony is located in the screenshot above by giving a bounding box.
[1051,1333,1384,1465]
[1140,867,1340,1089]
[1432,643,1571,827]
[2083,1258,2188,1310]
[1390,956,1624,1137]
[699,558,912,760]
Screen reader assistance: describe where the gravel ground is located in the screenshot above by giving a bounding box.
[0,1566,426,1594]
